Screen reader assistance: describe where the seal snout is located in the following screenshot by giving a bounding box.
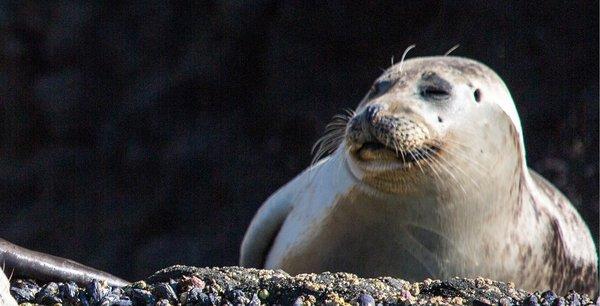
[347,104,432,163]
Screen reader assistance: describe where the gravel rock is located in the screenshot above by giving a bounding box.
[8,265,599,305]
[153,282,178,302]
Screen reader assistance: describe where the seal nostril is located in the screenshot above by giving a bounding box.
[474,89,482,103]
[365,104,383,122]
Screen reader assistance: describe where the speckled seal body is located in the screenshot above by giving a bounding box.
[240,56,598,295]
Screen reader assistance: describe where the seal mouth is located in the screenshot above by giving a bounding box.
[353,140,439,165]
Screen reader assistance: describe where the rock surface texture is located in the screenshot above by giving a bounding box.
[5,266,598,305]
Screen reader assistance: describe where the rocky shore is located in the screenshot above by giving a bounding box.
[5,266,598,305]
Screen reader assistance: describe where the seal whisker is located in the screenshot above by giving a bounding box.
[418,150,440,179]
[442,149,488,178]
[435,149,481,191]
[391,140,407,164]
[422,149,455,192]
[432,147,482,182]
[312,135,344,166]
[7,268,13,282]
[444,44,460,56]
[408,150,425,175]
[439,144,489,174]
[311,112,353,166]
[416,149,446,193]
[434,137,491,172]
[398,44,416,73]
[425,147,468,195]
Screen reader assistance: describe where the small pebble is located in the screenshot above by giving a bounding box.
[554,297,567,306]
[132,280,147,289]
[541,291,557,305]
[112,287,124,295]
[399,289,413,300]
[227,289,248,304]
[473,299,492,306]
[498,297,512,306]
[248,293,261,306]
[565,291,581,306]
[356,293,375,306]
[522,294,539,306]
[186,287,214,305]
[155,298,171,306]
[111,297,134,306]
[257,288,269,300]
[293,297,305,306]
[180,275,206,291]
[99,293,120,305]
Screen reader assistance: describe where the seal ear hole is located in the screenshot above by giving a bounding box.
[437,116,443,123]
[474,89,482,103]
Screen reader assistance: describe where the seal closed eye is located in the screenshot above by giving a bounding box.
[240,55,598,295]
[420,72,452,99]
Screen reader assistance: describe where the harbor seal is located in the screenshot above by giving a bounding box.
[240,56,598,295]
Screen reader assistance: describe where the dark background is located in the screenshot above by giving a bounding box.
[0,1,597,280]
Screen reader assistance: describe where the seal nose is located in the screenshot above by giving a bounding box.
[364,104,384,124]
[347,104,386,146]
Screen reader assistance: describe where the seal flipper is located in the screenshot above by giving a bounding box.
[0,238,130,287]
[239,189,294,268]
[0,269,17,306]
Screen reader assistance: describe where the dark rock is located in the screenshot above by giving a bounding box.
[554,297,567,306]
[522,294,540,306]
[79,290,91,306]
[155,299,171,306]
[186,287,214,305]
[154,282,178,302]
[99,293,120,305]
[86,280,109,303]
[129,288,156,305]
[8,266,597,306]
[226,289,248,304]
[9,286,36,303]
[474,299,493,306]
[35,282,62,304]
[59,281,79,302]
[498,297,513,306]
